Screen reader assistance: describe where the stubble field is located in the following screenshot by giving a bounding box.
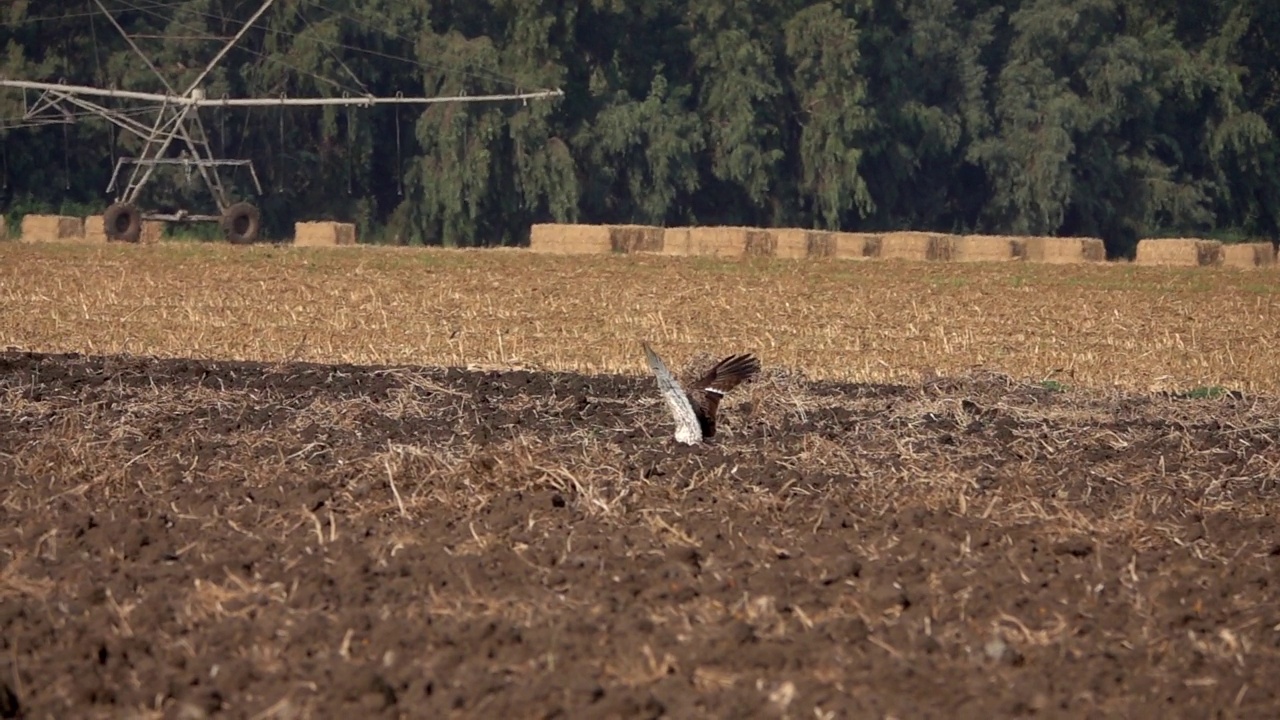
[2,242,1280,719]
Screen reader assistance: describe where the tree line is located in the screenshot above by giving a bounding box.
[2,0,1277,256]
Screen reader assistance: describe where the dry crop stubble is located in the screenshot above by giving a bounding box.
[2,242,1280,391]
[5,353,1280,716]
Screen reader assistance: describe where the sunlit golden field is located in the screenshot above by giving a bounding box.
[2,241,1278,392]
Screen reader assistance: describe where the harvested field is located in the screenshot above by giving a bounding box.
[2,242,1280,393]
[6,241,1280,718]
[3,351,1280,718]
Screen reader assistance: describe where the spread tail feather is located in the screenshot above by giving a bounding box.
[643,342,703,445]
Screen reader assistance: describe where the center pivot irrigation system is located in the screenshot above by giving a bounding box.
[0,0,562,243]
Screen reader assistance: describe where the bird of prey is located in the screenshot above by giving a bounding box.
[642,341,761,445]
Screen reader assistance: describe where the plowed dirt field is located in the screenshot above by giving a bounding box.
[3,351,1278,719]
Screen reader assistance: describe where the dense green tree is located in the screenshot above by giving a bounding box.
[972,0,1270,254]
[2,0,1278,247]
[783,2,874,229]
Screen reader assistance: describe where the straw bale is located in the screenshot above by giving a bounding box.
[953,235,1019,262]
[767,228,823,260]
[608,224,664,253]
[84,215,107,242]
[1134,238,1223,267]
[1024,236,1106,264]
[1218,242,1275,269]
[876,231,955,261]
[294,221,358,247]
[20,215,84,243]
[664,227,751,258]
[140,220,167,244]
[661,227,692,256]
[743,229,777,257]
[811,232,878,260]
[529,223,612,255]
[691,226,750,258]
[0,216,6,240]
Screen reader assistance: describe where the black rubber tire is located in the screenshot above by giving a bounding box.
[103,203,142,243]
[221,202,261,244]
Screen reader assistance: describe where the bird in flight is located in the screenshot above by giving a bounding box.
[642,341,761,445]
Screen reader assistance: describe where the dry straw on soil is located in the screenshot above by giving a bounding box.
[293,221,358,247]
[1024,236,1106,263]
[20,215,84,243]
[8,354,1280,717]
[6,242,1280,392]
[1220,241,1277,269]
[953,235,1019,262]
[1135,238,1224,267]
[876,231,955,261]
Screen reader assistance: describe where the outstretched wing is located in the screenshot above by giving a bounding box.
[695,354,761,394]
[691,353,760,438]
[643,342,703,445]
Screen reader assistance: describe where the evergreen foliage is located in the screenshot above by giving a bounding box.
[2,0,1275,254]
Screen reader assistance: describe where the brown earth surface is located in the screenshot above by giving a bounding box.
[2,351,1279,719]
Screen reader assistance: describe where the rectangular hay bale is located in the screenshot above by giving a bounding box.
[140,220,167,244]
[0,216,6,240]
[876,231,955,261]
[1219,241,1276,269]
[20,215,84,243]
[1024,236,1106,264]
[771,228,834,260]
[661,227,692,256]
[743,229,776,257]
[529,223,612,254]
[666,227,750,259]
[608,224,664,253]
[1135,238,1223,267]
[819,232,879,260]
[84,215,107,242]
[294,221,358,247]
[954,235,1019,262]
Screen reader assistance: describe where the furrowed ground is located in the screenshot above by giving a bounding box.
[2,243,1280,719]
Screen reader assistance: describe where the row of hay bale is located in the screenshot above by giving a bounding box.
[3,214,357,246]
[529,224,1109,264]
[1134,238,1276,269]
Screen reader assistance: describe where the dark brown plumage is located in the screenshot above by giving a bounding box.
[686,353,761,438]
